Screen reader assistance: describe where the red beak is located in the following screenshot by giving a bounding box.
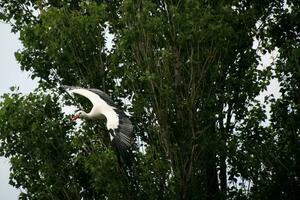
[71,114,80,121]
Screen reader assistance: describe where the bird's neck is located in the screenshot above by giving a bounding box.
[84,110,102,120]
[80,111,90,119]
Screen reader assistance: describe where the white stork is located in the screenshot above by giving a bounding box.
[62,85,133,166]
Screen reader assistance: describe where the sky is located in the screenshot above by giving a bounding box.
[0,21,37,200]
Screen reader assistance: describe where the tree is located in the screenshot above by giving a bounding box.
[0,0,299,199]
[250,1,300,199]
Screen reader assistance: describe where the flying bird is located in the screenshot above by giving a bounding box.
[62,85,133,166]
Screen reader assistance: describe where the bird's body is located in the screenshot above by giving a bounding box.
[62,86,133,166]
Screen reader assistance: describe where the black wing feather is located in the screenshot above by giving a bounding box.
[111,109,133,168]
[113,109,133,148]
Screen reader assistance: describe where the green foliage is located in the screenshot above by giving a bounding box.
[1,0,300,199]
[0,89,78,199]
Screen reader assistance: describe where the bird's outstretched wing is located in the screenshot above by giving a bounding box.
[61,85,104,107]
[61,85,116,107]
[87,88,116,107]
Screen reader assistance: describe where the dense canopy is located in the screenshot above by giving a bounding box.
[0,0,300,199]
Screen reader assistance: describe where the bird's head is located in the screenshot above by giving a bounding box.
[71,110,86,121]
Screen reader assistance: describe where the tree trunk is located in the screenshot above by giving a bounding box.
[206,155,218,199]
[220,153,227,194]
